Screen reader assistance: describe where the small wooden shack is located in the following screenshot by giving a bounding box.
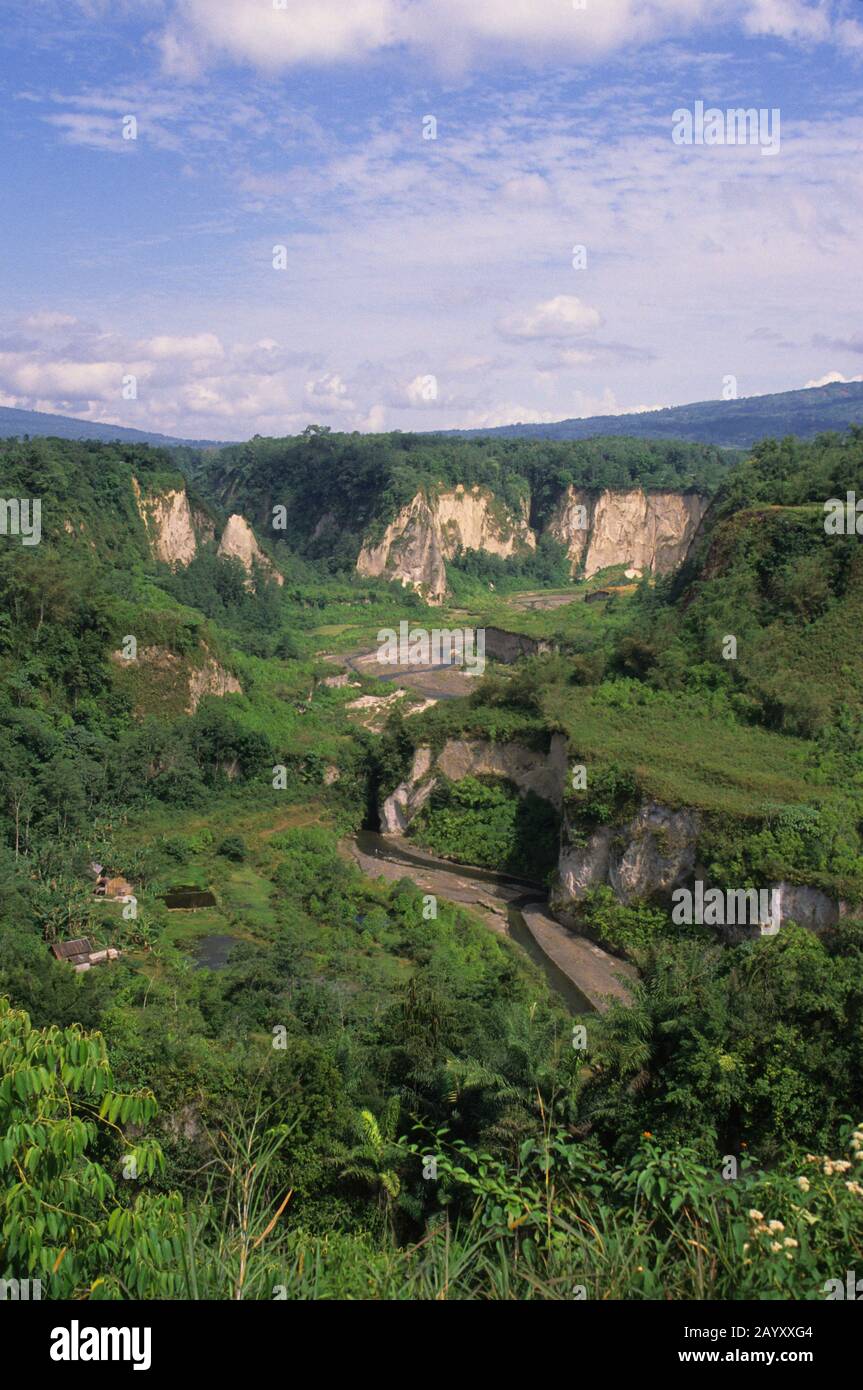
[50,938,121,973]
[94,873,134,900]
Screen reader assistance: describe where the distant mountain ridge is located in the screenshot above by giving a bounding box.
[1,379,861,451]
[0,405,230,449]
[445,381,863,448]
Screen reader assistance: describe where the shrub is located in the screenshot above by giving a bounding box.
[217,835,247,862]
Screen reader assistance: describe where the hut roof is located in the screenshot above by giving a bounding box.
[103,876,134,898]
[51,938,93,964]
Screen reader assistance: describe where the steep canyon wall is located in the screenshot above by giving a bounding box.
[357,484,708,599]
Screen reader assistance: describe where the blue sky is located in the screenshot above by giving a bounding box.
[0,0,861,440]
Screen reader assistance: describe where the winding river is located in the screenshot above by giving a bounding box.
[351,830,596,1013]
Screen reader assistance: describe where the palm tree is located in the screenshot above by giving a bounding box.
[339,1098,405,1232]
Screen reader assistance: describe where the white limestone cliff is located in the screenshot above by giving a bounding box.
[546,487,709,578]
[217,513,284,588]
[357,486,534,602]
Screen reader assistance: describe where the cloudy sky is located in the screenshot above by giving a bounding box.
[0,0,861,440]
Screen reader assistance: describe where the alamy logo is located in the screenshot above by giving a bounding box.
[672,101,780,157]
[824,492,863,535]
[377,622,485,675]
[50,1321,151,1371]
[823,1270,863,1300]
[0,497,41,545]
[671,882,780,934]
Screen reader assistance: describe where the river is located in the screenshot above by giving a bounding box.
[351,830,595,1013]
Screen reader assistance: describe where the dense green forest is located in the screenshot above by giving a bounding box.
[1,428,862,1300]
[196,428,733,572]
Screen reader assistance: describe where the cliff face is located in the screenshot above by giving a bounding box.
[547,487,709,578]
[217,514,284,588]
[435,488,535,560]
[380,736,568,833]
[357,494,448,600]
[358,483,707,598]
[381,741,844,937]
[551,801,844,939]
[132,480,280,590]
[357,486,534,602]
[132,477,215,567]
[551,803,701,920]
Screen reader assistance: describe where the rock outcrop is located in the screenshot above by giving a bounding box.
[218,514,283,588]
[436,736,568,809]
[110,644,242,716]
[357,483,707,598]
[358,494,447,601]
[187,655,243,712]
[482,628,554,663]
[357,486,534,602]
[547,487,709,578]
[551,803,701,921]
[768,883,841,933]
[381,747,437,832]
[380,735,568,833]
[133,479,283,589]
[551,802,846,938]
[381,734,847,941]
[132,477,214,568]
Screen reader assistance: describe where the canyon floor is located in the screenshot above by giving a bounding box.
[347,831,635,1013]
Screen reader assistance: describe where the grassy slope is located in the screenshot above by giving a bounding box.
[543,684,827,816]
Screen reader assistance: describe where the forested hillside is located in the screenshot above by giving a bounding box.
[196,429,733,571]
[451,380,863,447]
[0,405,227,448]
[1,428,862,1300]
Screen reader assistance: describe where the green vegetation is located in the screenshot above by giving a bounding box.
[412,775,559,879]
[447,534,572,595]
[2,426,863,1300]
[194,428,731,572]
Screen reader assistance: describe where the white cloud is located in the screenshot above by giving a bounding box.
[804,370,863,388]
[454,402,557,429]
[159,0,397,77]
[562,388,667,418]
[11,25,863,439]
[835,17,863,52]
[742,0,831,43]
[155,0,713,77]
[304,371,356,413]
[551,349,598,367]
[137,333,224,360]
[22,312,79,331]
[44,111,135,152]
[500,174,553,204]
[404,373,440,407]
[498,296,602,342]
[0,353,129,400]
[151,0,856,76]
[358,403,388,432]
